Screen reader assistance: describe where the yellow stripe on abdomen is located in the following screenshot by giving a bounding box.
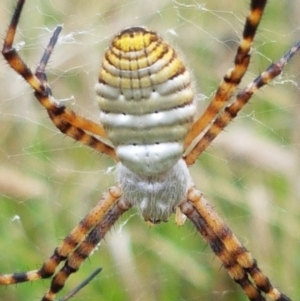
[96,27,195,176]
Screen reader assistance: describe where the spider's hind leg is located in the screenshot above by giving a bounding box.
[2,0,117,159]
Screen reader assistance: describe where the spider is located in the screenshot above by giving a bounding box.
[1,0,299,300]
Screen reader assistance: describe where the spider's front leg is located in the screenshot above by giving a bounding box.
[41,193,132,301]
[180,188,291,301]
[0,186,125,290]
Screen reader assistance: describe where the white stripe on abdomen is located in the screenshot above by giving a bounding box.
[96,27,196,176]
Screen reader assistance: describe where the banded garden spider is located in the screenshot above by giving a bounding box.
[1,0,299,301]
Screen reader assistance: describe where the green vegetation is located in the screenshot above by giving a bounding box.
[0,1,299,301]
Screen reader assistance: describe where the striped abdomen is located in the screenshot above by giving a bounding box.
[96,27,195,176]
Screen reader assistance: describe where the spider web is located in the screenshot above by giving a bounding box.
[0,1,300,301]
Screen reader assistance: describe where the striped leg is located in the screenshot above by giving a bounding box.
[180,199,266,301]
[184,0,267,153]
[2,0,116,160]
[184,40,300,165]
[0,186,122,286]
[182,188,291,301]
[41,198,131,301]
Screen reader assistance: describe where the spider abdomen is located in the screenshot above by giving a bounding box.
[96,27,196,176]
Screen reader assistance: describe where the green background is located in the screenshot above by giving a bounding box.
[0,1,299,301]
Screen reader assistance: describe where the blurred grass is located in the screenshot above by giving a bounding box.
[0,1,300,301]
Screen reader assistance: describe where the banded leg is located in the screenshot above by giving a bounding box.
[0,186,122,285]
[184,0,267,152]
[41,198,132,301]
[2,0,117,160]
[180,200,265,301]
[184,40,300,165]
[185,188,291,301]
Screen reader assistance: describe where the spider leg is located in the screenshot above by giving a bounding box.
[2,0,117,160]
[58,267,102,301]
[184,0,267,152]
[0,186,122,285]
[180,200,266,301]
[41,198,132,301]
[34,30,109,141]
[183,188,291,301]
[184,40,300,165]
